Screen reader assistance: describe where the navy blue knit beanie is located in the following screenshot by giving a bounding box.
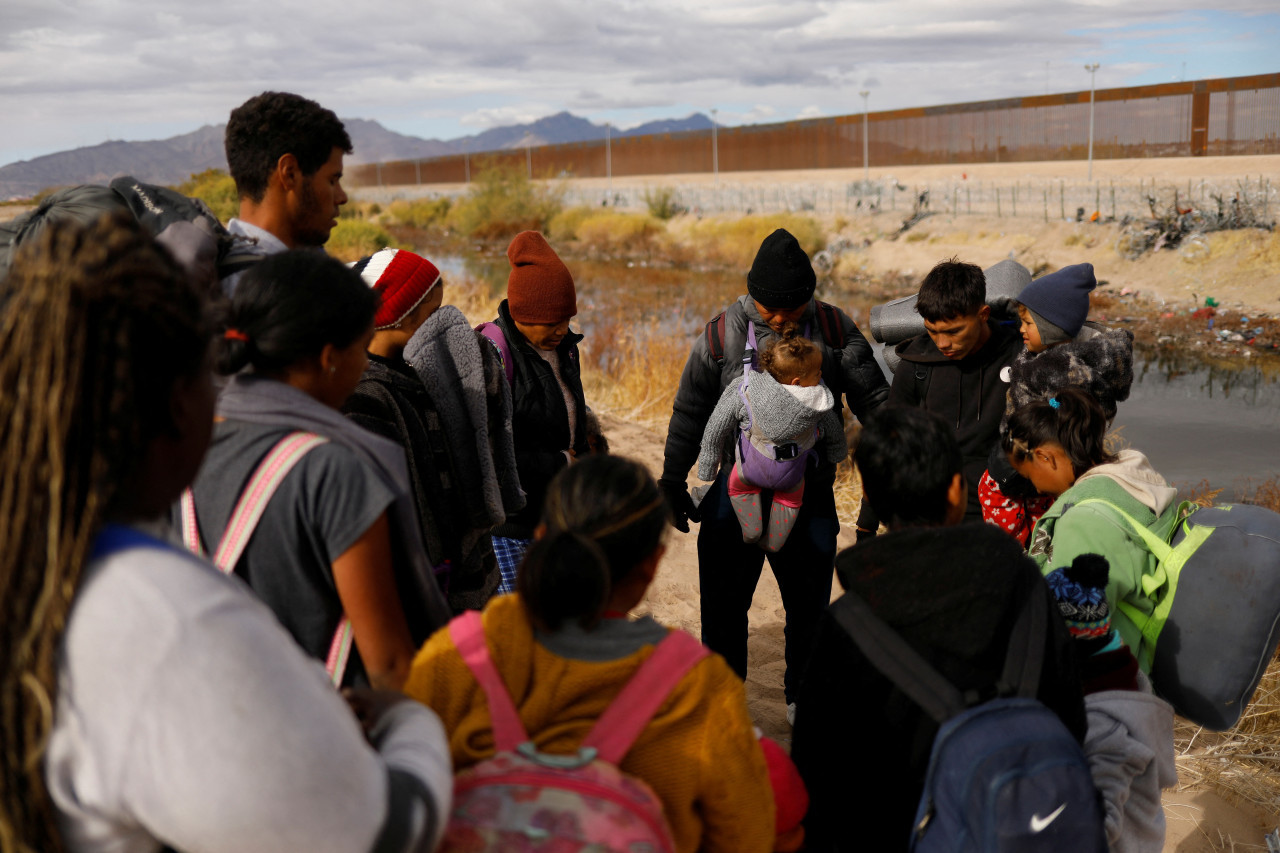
[747,229,817,310]
[1016,263,1097,338]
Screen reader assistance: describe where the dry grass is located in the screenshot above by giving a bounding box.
[1174,653,1280,813]
[578,309,689,425]
[669,213,826,269]
[574,211,665,256]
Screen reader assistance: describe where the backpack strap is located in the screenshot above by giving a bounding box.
[1070,497,1207,669]
[476,321,515,385]
[180,431,354,687]
[814,301,844,349]
[831,593,964,723]
[211,432,330,570]
[450,610,530,752]
[831,586,1046,722]
[583,631,710,764]
[705,311,728,363]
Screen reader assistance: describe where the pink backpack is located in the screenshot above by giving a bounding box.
[442,610,709,852]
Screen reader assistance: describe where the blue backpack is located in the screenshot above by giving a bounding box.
[832,589,1106,853]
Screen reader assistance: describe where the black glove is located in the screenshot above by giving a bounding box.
[659,479,701,533]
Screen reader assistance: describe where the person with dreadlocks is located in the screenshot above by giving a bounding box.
[0,213,451,852]
[177,250,450,690]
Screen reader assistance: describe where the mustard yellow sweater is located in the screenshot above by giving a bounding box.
[404,594,775,853]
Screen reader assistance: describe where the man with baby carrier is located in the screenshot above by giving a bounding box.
[660,229,890,722]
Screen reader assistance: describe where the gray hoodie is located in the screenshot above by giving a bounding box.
[1084,673,1177,853]
[697,369,847,482]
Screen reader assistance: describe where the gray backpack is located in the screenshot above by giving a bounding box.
[0,177,259,290]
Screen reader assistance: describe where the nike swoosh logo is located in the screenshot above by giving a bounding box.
[1030,803,1067,833]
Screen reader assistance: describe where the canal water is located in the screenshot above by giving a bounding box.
[433,251,1280,496]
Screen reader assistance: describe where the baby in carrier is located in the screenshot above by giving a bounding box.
[697,324,847,552]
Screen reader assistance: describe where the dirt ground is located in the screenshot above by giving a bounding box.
[601,411,1277,850]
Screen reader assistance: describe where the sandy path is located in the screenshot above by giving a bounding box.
[598,411,1275,849]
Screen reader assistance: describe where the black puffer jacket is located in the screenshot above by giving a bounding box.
[887,320,1022,516]
[492,299,589,538]
[662,296,889,487]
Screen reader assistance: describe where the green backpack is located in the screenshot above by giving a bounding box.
[1076,498,1280,731]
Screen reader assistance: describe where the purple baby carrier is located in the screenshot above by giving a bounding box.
[735,323,817,493]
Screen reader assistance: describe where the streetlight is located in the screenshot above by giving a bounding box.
[711,108,719,185]
[859,90,870,186]
[605,121,612,193]
[1085,63,1100,181]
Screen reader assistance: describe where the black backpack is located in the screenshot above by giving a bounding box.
[831,590,1107,853]
[0,177,260,290]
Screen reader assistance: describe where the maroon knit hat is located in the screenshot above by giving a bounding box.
[350,249,441,330]
[506,231,577,324]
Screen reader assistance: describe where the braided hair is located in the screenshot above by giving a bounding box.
[0,212,210,852]
[758,321,820,385]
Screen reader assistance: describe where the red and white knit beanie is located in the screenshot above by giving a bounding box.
[506,231,577,324]
[349,249,441,330]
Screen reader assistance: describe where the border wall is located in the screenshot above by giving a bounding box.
[347,73,1279,190]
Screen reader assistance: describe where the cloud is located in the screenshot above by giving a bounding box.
[1,0,1277,165]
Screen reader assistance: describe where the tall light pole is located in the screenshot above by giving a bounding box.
[1085,63,1100,181]
[859,90,870,185]
[711,108,719,185]
[605,121,612,193]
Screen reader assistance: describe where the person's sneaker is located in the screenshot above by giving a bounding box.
[786,702,797,727]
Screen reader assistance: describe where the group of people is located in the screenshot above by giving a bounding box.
[0,88,1182,853]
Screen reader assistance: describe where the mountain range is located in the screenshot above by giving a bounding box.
[0,111,714,200]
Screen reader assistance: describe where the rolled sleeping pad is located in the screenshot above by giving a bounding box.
[868,258,1033,345]
[1141,503,1280,731]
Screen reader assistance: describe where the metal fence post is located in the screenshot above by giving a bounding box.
[996,187,1002,217]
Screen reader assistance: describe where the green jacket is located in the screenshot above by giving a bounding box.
[1026,458,1180,669]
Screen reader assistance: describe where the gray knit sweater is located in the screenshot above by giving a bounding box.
[697,370,848,482]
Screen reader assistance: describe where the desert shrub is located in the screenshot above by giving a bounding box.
[681,213,826,269]
[325,219,404,262]
[643,186,684,220]
[446,161,563,239]
[575,212,663,255]
[548,205,597,243]
[175,168,238,222]
[387,196,452,229]
[578,311,690,423]
[339,200,384,220]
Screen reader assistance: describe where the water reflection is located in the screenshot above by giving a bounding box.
[1114,343,1280,493]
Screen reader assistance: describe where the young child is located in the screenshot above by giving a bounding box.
[697,324,847,552]
[1048,554,1177,853]
[981,262,1134,545]
[1003,387,1178,669]
[404,455,778,853]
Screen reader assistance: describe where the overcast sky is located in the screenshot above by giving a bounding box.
[1,1,1276,167]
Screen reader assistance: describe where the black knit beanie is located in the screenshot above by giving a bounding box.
[746,229,816,310]
[1016,263,1097,338]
